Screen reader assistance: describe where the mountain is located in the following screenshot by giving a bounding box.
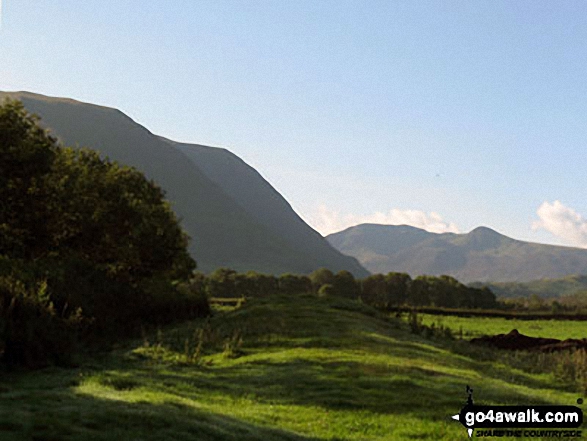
[1,91,368,277]
[469,275,587,299]
[327,223,587,283]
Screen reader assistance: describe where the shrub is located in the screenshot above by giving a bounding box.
[0,98,208,366]
[318,283,335,298]
[0,274,83,368]
[278,273,312,295]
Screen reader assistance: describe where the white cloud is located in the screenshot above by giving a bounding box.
[532,200,587,248]
[307,205,460,236]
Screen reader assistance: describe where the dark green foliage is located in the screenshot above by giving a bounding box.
[0,99,208,367]
[408,310,423,334]
[30,256,139,334]
[198,266,496,311]
[206,268,280,300]
[408,276,432,306]
[143,276,210,325]
[309,268,335,292]
[235,272,278,298]
[46,147,195,283]
[0,273,84,368]
[206,268,238,297]
[332,270,359,299]
[244,272,278,298]
[360,274,387,306]
[204,269,280,299]
[183,272,208,297]
[384,272,411,305]
[357,273,496,310]
[472,286,498,309]
[278,274,312,295]
[0,99,195,283]
[309,268,358,299]
[0,100,57,259]
[317,283,335,298]
[399,275,497,309]
[407,310,454,340]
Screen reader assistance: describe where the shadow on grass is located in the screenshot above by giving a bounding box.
[349,332,576,395]
[242,332,569,400]
[0,381,328,441]
[117,355,559,424]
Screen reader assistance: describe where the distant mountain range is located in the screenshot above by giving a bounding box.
[327,224,587,283]
[1,91,368,277]
[469,275,587,299]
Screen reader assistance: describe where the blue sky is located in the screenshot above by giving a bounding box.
[2,1,587,246]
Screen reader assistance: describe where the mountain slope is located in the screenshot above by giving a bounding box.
[165,138,367,276]
[327,223,587,283]
[1,91,367,276]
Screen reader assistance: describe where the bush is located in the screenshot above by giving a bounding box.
[278,274,311,295]
[0,98,208,366]
[0,274,84,368]
[318,283,335,298]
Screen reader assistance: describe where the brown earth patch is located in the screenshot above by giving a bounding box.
[470,329,587,352]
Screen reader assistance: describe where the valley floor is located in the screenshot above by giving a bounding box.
[417,312,586,340]
[0,295,584,440]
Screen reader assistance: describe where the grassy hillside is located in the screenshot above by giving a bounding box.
[1,295,583,440]
[0,91,368,277]
[327,223,587,283]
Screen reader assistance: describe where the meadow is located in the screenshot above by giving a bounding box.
[415,312,587,340]
[0,295,584,441]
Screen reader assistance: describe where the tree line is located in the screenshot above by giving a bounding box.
[195,267,498,310]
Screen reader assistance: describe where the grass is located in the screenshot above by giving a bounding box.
[0,294,585,440]
[415,312,587,340]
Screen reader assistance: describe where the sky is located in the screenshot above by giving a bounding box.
[1,1,587,247]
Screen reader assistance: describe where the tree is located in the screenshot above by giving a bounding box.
[0,99,196,282]
[428,275,459,307]
[474,287,497,309]
[333,270,359,299]
[0,99,208,366]
[361,274,387,306]
[0,100,57,259]
[47,148,195,282]
[408,276,433,306]
[278,273,311,295]
[309,268,335,293]
[207,268,237,297]
[385,272,412,306]
[245,271,278,298]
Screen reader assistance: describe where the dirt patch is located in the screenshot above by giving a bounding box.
[470,329,587,352]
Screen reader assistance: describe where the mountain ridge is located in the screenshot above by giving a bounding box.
[327,223,587,283]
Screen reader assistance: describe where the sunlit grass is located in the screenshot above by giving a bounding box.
[0,294,584,440]
[416,313,587,340]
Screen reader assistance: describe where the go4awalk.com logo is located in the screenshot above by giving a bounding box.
[451,386,584,438]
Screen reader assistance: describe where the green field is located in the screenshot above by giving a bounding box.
[1,295,584,440]
[417,313,587,340]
